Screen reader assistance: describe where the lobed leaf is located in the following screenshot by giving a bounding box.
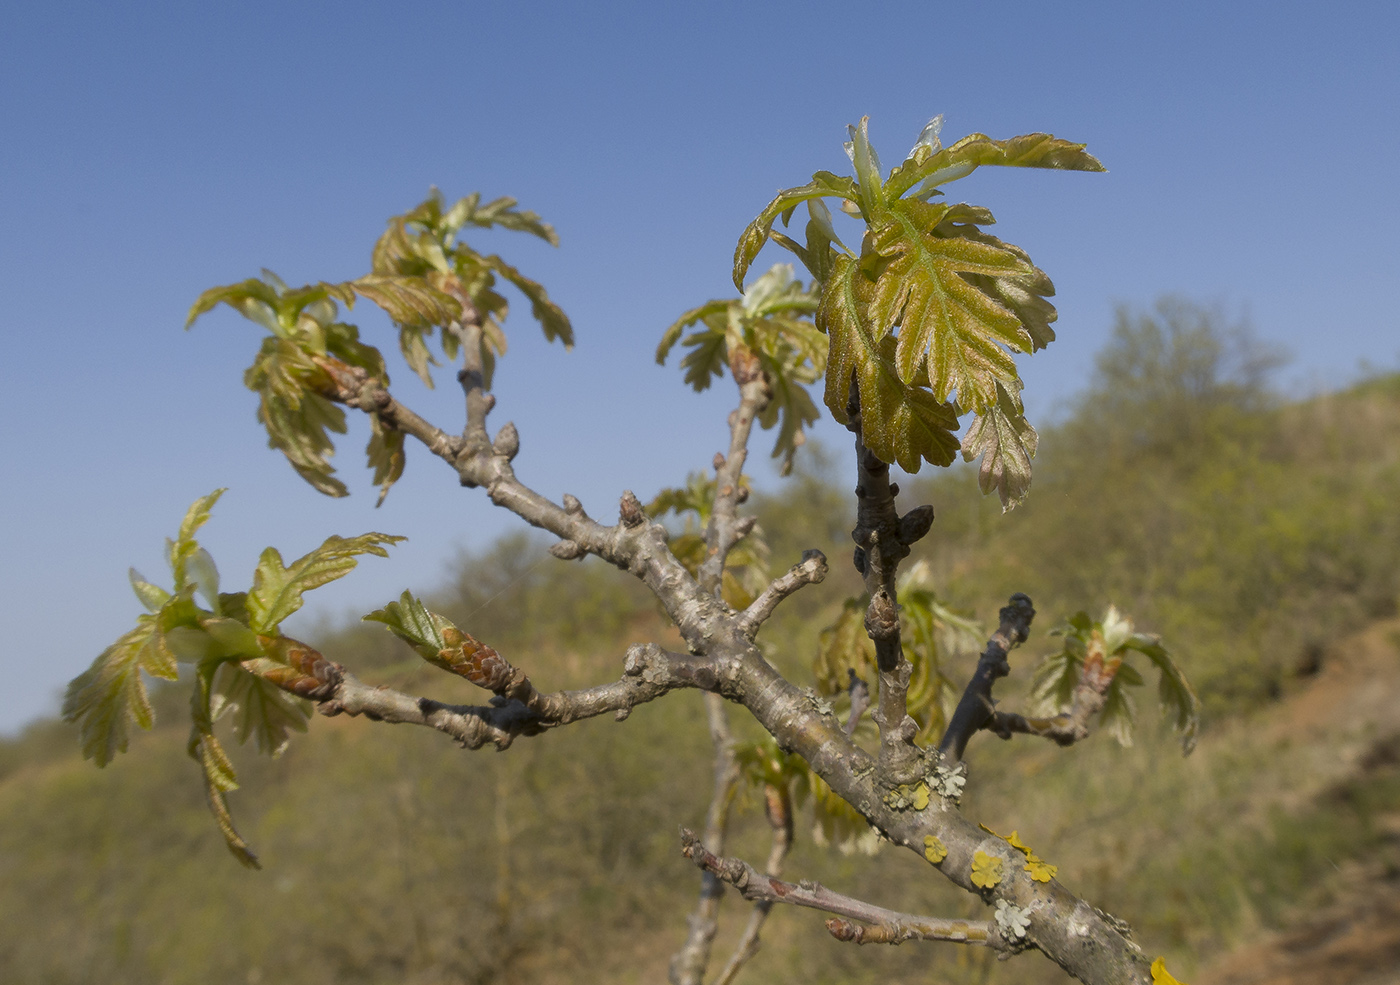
[365,416,406,506]
[733,171,858,290]
[819,255,961,471]
[244,337,349,497]
[481,255,574,348]
[886,131,1106,202]
[210,661,311,758]
[247,532,404,634]
[869,198,1033,412]
[961,382,1040,511]
[62,617,175,766]
[343,274,460,330]
[1127,635,1201,754]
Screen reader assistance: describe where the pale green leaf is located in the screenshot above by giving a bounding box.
[363,590,457,661]
[345,274,460,330]
[868,198,1034,412]
[62,617,171,766]
[128,568,170,613]
[366,415,406,507]
[210,662,311,757]
[733,171,859,290]
[886,131,1106,201]
[246,532,404,633]
[1126,634,1201,754]
[482,255,574,348]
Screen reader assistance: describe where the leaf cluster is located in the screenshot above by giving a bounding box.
[656,263,825,473]
[733,116,1103,506]
[370,188,571,390]
[186,189,571,502]
[63,491,402,866]
[1031,606,1201,753]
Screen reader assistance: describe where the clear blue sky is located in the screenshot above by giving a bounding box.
[2,0,1396,734]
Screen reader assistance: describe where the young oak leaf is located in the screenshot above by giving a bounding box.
[247,532,404,634]
[970,850,1004,888]
[818,254,961,472]
[868,197,1035,413]
[961,382,1039,511]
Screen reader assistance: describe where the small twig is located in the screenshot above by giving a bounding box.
[679,829,1002,950]
[738,549,829,638]
[710,783,794,985]
[938,595,1037,761]
[698,372,771,596]
[314,643,716,750]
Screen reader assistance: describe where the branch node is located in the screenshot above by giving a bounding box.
[562,493,588,517]
[549,540,587,561]
[492,421,520,461]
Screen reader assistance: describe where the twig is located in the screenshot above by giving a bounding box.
[738,549,829,638]
[672,367,773,985]
[844,380,935,783]
[697,360,771,597]
[711,783,795,985]
[937,595,1037,761]
[679,829,1002,950]
[314,643,716,750]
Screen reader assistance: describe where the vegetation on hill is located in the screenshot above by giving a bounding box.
[3,300,1399,984]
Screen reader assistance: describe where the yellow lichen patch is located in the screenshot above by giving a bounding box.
[1025,856,1058,882]
[923,835,947,864]
[979,822,1032,855]
[1150,957,1188,985]
[885,781,931,811]
[970,850,1003,888]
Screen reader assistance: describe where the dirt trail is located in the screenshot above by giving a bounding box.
[1196,619,1400,985]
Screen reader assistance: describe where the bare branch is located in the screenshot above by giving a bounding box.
[698,370,772,596]
[711,783,795,985]
[315,643,715,749]
[679,829,1002,950]
[938,594,1037,762]
[738,549,829,638]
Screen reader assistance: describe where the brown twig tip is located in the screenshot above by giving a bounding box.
[440,627,515,692]
[252,635,344,700]
[826,918,874,943]
[619,490,646,527]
